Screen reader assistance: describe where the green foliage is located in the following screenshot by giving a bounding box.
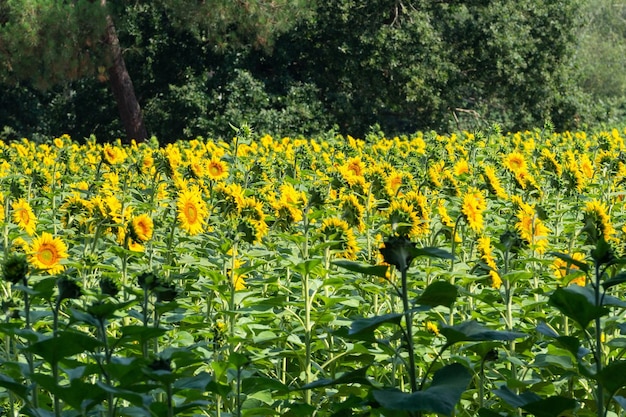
[0,0,625,141]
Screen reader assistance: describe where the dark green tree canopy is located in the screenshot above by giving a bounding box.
[1,0,623,142]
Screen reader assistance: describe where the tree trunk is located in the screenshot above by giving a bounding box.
[102,1,147,143]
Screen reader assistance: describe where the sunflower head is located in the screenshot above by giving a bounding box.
[57,275,82,302]
[320,217,358,260]
[582,199,615,244]
[100,276,120,297]
[129,213,154,243]
[29,232,68,275]
[207,158,229,181]
[177,187,208,236]
[2,253,29,284]
[379,235,417,273]
[386,200,420,238]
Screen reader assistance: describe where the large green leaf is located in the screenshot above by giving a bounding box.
[372,363,471,416]
[597,360,626,396]
[440,321,526,346]
[23,331,103,364]
[0,374,29,399]
[548,287,609,329]
[347,313,403,341]
[494,386,576,417]
[300,366,372,390]
[603,271,626,291]
[415,281,457,308]
[333,259,389,278]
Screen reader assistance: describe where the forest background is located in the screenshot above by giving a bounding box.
[0,0,625,144]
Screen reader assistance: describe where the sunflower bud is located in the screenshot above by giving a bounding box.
[57,275,83,301]
[137,271,160,291]
[2,253,29,285]
[379,236,417,273]
[100,276,120,297]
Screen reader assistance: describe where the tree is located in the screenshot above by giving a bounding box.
[0,0,312,142]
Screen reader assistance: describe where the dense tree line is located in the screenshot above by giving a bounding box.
[0,0,625,143]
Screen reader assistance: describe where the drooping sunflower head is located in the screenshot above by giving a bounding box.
[129,213,154,243]
[60,194,92,230]
[213,183,245,217]
[482,165,508,200]
[340,193,366,232]
[515,205,550,254]
[177,186,208,236]
[2,253,29,284]
[29,232,68,275]
[320,217,359,260]
[476,236,502,289]
[461,187,487,233]
[386,200,421,238]
[551,252,587,286]
[582,199,615,243]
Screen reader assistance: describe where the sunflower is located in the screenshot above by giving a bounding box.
[207,157,229,181]
[29,232,68,274]
[320,217,359,260]
[340,193,366,232]
[583,199,615,242]
[177,186,208,235]
[551,252,587,286]
[101,143,126,165]
[213,183,245,217]
[461,188,487,233]
[386,200,421,238]
[477,236,502,289]
[503,151,527,174]
[540,148,562,176]
[129,213,154,243]
[453,159,471,177]
[12,198,37,236]
[482,165,508,200]
[60,194,92,230]
[515,205,550,254]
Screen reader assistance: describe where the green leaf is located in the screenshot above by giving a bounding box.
[300,366,372,389]
[411,246,454,260]
[333,259,389,278]
[597,360,626,396]
[521,396,577,417]
[373,363,471,416]
[348,313,403,341]
[549,252,590,273]
[173,371,213,392]
[602,271,626,291]
[548,287,609,329]
[23,331,103,364]
[494,386,577,417]
[242,376,290,394]
[0,374,29,399]
[440,321,526,346]
[291,259,323,276]
[415,281,457,308]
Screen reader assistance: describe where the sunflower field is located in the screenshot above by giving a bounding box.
[2,126,626,417]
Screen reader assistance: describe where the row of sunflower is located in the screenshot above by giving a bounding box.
[0,127,625,415]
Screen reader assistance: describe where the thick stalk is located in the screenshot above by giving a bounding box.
[401,267,418,393]
[594,262,604,417]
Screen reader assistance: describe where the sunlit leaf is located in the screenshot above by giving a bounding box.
[415,281,457,308]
